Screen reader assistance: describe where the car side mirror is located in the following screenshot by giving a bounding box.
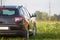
[31,14,36,17]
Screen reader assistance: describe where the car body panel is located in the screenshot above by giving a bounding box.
[0,6,36,37]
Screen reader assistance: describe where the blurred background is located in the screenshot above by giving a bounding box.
[0,0,60,40]
[0,0,60,21]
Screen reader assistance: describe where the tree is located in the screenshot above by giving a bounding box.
[34,11,49,21]
[57,14,60,21]
[51,14,57,21]
[42,12,49,21]
[34,11,43,21]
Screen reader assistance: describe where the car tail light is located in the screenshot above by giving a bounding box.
[14,17,23,23]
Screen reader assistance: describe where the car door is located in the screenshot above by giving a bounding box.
[21,7,34,30]
[21,7,31,30]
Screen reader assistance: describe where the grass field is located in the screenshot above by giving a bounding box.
[30,21,60,40]
[0,21,60,40]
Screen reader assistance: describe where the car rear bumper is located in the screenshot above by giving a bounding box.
[0,30,17,35]
[0,24,27,37]
[0,24,25,30]
[0,30,27,37]
[0,23,24,26]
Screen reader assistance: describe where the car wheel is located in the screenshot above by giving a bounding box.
[17,30,27,37]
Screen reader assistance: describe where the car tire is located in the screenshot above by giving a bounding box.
[16,30,27,37]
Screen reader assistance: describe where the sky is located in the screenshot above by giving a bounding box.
[1,0,60,16]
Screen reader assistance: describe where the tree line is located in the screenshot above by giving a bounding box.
[34,11,60,21]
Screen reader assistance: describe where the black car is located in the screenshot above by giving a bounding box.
[0,6,36,38]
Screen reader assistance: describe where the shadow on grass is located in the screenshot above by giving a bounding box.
[0,36,26,40]
[30,33,60,39]
[0,33,60,40]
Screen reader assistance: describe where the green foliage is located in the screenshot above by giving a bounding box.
[0,21,60,40]
[34,11,49,21]
[34,11,43,21]
[30,21,60,40]
[34,11,60,21]
[51,14,57,21]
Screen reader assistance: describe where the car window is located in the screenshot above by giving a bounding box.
[22,7,30,18]
[3,10,15,15]
[0,8,18,16]
[19,8,24,16]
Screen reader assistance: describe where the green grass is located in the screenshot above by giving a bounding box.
[0,21,60,40]
[29,21,60,40]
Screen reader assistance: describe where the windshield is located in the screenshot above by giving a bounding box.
[0,8,18,16]
[3,10,15,15]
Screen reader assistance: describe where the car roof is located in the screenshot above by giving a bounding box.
[0,6,23,9]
